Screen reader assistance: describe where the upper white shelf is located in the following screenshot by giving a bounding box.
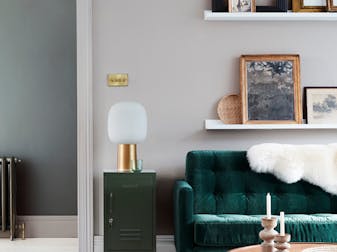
[204,10,337,21]
[205,120,337,130]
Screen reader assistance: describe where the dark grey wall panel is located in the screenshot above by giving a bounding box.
[0,0,77,215]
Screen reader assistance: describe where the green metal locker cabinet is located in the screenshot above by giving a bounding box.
[104,171,156,252]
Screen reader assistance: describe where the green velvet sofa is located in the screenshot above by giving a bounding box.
[173,150,337,252]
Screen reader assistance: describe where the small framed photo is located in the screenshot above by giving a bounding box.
[293,0,327,12]
[305,87,337,124]
[240,54,302,124]
[256,0,288,12]
[328,0,337,11]
[229,0,256,12]
[212,0,228,12]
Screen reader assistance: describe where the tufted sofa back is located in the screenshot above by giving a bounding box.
[186,150,337,215]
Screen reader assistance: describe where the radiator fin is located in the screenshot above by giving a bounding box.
[0,157,19,240]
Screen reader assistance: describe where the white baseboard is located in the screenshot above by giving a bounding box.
[17,215,77,238]
[156,235,175,252]
[94,236,103,252]
[94,235,175,252]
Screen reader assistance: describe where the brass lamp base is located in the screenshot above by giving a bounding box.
[117,144,137,172]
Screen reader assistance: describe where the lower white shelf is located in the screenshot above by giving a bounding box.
[205,120,337,130]
[204,10,337,21]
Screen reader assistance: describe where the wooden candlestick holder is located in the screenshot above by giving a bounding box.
[259,217,278,252]
[274,234,291,252]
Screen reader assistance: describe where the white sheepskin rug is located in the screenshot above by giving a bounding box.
[247,143,337,195]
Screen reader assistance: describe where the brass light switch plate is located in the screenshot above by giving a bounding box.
[107,73,128,87]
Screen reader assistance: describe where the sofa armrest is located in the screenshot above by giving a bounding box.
[173,180,194,252]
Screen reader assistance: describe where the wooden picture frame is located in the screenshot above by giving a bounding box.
[304,87,337,124]
[328,0,337,11]
[229,0,256,12]
[240,54,302,124]
[256,0,288,12]
[293,0,327,12]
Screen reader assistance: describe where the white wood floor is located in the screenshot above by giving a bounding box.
[0,238,78,252]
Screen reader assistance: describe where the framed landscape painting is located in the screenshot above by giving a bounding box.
[293,0,327,12]
[240,55,302,124]
[305,87,337,124]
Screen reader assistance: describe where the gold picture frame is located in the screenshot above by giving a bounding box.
[240,54,302,124]
[292,0,329,12]
[228,0,256,12]
[328,0,337,11]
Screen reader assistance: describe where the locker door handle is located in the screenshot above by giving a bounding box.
[108,217,114,227]
[108,192,114,228]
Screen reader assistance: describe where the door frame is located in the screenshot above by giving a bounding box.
[77,0,94,251]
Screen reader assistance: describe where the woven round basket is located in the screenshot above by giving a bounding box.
[217,94,242,124]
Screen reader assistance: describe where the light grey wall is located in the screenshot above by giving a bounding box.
[0,0,77,215]
[93,0,337,234]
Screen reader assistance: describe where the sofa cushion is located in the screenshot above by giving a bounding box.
[194,214,337,247]
[186,151,337,215]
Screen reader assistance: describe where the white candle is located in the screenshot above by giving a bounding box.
[266,193,271,219]
[280,211,285,236]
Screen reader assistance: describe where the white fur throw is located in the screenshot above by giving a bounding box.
[247,143,337,195]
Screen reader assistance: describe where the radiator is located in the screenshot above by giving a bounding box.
[0,157,20,240]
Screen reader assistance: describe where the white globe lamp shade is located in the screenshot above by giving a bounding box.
[108,101,147,144]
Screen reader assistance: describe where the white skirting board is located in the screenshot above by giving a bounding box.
[94,235,175,252]
[16,216,77,238]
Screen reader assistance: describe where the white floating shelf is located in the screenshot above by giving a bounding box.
[205,120,337,130]
[204,10,337,21]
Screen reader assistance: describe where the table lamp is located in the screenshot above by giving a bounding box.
[108,101,147,172]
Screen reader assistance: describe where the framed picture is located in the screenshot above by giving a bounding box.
[305,87,337,124]
[256,0,288,12]
[229,0,256,12]
[293,0,327,12]
[212,0,228,12]
[328,0,337,11]
[240,54,302,124]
